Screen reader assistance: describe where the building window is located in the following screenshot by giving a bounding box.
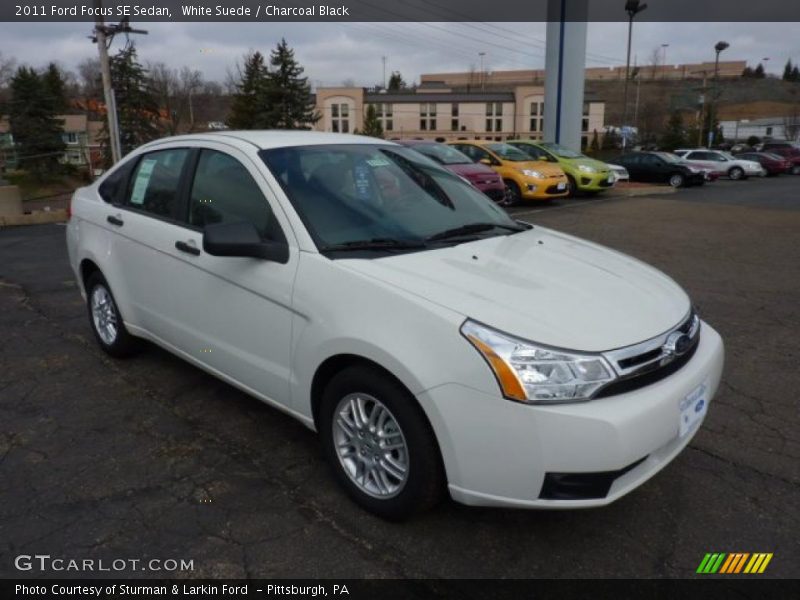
[331,103,350,133]
[529,102,544,133]
[373,103,393,131]
[582,103,590,132]
[451,103,459,131]
[765,126,773,136]
[486,103,503,132]
[420,103,437,131]
[64,132,78,145]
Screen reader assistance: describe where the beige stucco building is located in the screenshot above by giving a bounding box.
[313,85,606,149]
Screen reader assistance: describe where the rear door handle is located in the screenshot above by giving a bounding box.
[107,215,124,227]
[175,240,201,256]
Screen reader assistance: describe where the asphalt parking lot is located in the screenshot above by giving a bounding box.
[1,176,798,580]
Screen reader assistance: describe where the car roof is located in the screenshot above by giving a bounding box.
[143,130,397,151]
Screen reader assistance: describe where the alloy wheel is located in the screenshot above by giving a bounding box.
[91,285,118,346]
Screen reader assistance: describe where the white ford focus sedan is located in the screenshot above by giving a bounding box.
[67,131,724,519]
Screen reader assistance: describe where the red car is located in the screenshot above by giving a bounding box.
[759,143,800,175]
[736,152,792,176]
[397,140,508,203]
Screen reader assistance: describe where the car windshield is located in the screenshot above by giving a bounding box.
[260,144,523,255]
[540,142,584,159]
[486,143,533,162]
[411,143,472,165]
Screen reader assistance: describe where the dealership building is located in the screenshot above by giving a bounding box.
[312,83,606,149]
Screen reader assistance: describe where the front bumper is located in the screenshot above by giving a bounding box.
[519,175,569,199]
[418,321,724,508]
[576,170,616,191]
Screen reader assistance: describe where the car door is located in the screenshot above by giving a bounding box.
[685,151,716,171]
[163,143,299,408]
[107,146,194,341]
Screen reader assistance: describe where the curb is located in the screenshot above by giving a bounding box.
[0,209,68,227]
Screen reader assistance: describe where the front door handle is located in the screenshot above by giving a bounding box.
[175,240,200,256]
[107,215,124,227]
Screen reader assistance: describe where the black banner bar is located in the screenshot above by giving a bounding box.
[3,0,800,22]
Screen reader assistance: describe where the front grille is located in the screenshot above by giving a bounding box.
[598,179,614,187]
[484,188,506,202]
[546,184,567,194]
[595,311,701,399]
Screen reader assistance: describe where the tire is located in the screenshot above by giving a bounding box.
[668,173,685,188]
[791,165,800,175]
[728,167,744,180]
[319,365,445,520]
[85,272,140,358]
[566,174,578,197]
[503,180,522,206]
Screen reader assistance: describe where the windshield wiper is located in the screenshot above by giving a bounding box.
[426,222,528,242]
[320,238,427,253]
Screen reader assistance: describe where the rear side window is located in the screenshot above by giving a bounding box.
[189,150,284,242]
[126,148,190,219]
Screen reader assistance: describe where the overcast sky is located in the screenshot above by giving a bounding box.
[1,21,798,88]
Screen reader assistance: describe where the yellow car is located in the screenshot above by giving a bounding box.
[447,141,569,204]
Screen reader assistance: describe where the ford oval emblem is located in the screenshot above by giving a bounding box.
[695,399,705,413]
[664,332,691,357]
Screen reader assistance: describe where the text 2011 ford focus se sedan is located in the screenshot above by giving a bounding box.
[66,131,724,519]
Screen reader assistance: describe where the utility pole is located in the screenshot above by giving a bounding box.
[621,0,648,150]
[707,40,729,147]
[479,52,486,91]
[91,0,147,165]
[381,56,387,89]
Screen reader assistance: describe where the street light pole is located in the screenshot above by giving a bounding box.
[661,43,669,78]
[707,40,729,147]
[621,0,647,150]
[479,52,486,91]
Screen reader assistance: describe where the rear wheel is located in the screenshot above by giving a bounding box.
[503,180,522,206]
[668,173,685,188]
[728,166,745,180]
[85,272,140,358]
[319,365,445,520]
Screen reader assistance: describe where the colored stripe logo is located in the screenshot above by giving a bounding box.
[697,553,773,574]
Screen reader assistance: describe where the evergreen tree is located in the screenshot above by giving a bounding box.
[361,104,384,138]
[227,51,270,129]
[792,65,800,82]
[754,63,766,78]
[741,66,754,78]
[660,111,686,151]
[42,63,69,114]
[8,66,65,179]
[601,128,620,150]
[783,59,794,81]
[265,39,319,129]
[388,71,406,91]
[103,44,160,162]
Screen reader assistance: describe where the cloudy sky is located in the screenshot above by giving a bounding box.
[1,21,798,87]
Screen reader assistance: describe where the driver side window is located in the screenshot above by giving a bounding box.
[189,150,284,242]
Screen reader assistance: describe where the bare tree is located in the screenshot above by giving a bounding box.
[0,51,17,88]
[149,62,205,134]
[77,57,102,101]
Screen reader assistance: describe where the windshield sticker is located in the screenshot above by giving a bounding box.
[353,163,372,201]
[130,159,156,206]
[366,158,391,167]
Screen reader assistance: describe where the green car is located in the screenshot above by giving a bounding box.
[507,141,616,196]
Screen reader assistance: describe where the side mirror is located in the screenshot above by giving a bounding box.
[203,222,289,263]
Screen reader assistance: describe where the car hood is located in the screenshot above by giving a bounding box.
[445,162,500,179]
[341,227,691,352]
[501,160,565,177]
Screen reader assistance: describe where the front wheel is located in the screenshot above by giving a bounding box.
[728,166,745,180]
[319,365,445,520]
[668,173,685,188]
[503,180,522,206]
[566,174,578,197]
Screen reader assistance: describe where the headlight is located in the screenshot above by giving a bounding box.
[517,168,544,178]
[461,320,616,404]
[578,164,597,173]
